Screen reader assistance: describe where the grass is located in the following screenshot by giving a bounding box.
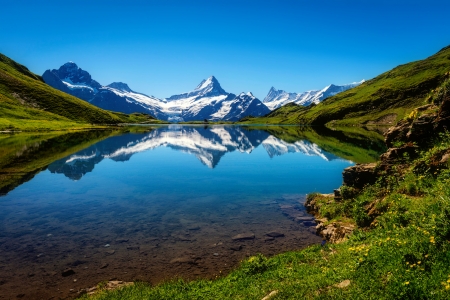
[239,45,450,126]
[0,53,164,131]
[78,128,450,299]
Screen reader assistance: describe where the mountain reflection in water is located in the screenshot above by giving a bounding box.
[48,125,341,180]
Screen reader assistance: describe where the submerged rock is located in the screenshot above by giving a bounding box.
[61,268,75,277]
[232,233,255,241]
[265,231,284,238]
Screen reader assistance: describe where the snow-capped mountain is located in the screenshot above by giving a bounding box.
[43,63,270,122]
[48,125,344,180]
[42,62,167,119]
[263,81,365,110]
[161,76,270,122]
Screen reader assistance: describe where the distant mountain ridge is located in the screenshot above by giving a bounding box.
[43,62,364,122]
[43,64,271,122]
[263,81,365,110]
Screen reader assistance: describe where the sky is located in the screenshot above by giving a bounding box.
[1,0,449,100]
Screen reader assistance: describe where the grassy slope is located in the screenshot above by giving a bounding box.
[239,45,450,126]
[0,53,161,131]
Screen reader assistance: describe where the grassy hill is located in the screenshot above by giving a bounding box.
[239,45,450,126]
[0,53,160,131]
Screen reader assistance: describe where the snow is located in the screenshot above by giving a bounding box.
[66,152,97,163]
[62,80,97,92]
[263,80,364,110]
[195,76,214,90]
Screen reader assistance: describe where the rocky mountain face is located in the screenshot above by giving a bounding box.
[43,63,270,122]
[43,63,167,120]
[263,81,364,110]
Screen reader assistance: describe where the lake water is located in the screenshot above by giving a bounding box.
[0,125,383,299]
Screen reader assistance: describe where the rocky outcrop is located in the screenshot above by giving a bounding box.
[342,163,377,189]
[315,219,355,244]
[435,96,450,131]
[305,195,355,243]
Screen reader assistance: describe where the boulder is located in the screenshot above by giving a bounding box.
[342,163,377,189]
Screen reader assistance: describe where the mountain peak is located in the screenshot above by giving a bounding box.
[107,82,132,92]
[194,75,221,91]
[60,61,79,71]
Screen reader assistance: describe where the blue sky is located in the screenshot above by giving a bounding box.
[1,0,449,99]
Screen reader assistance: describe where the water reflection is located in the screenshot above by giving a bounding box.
[48,125,341,181]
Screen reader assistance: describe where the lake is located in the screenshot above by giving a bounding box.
[0,125,385,299]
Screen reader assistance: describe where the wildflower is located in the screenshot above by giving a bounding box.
[405,282,410,285]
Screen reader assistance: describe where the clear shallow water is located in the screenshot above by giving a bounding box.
[0,125,356,299]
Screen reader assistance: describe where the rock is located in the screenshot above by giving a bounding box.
[100,263,109,269]
[232,233,255,241]
[315,221,354,244]
[265,231,284,238]
[264,237,275,242]
[104,244,110,248]
[188,226,200,231]
[61,268,75,277]
[261,290,278,300]
[170,257,196,264]
[380,144,419,162]
[71,260,86,267]
[295,216,315,222]
[435,96,450,131]
[127,246,140,250]
[230,245,242,251]
[335,279,351,289]
[115,238,129,243]
[440,152,450,164]
[385,119,410,147]
[105,250,115,256]
[406,114,435,143]
[342,163,377,189]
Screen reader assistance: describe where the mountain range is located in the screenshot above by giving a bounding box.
[43,62,361,122]
[263,81,364,110]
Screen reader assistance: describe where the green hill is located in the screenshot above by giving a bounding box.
[0,53,158,131]
[240,45,450,126]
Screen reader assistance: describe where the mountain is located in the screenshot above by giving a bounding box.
[42,63,167,119]
[43,63,270,122]
[0,53,154,131]
[263,81,364,110]
[162,76,271,122]
[240,45,450,126]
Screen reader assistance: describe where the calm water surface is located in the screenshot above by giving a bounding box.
[0,125,363,299]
